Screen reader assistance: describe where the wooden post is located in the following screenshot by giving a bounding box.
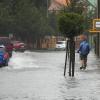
[64,40,69,76]
[69,37,75,77]
[64,37,75,77]
[64,43,67,76]
[72,40,75,77]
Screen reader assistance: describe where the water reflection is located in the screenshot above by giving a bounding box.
[64,77,79,89]
[60,77,81,100]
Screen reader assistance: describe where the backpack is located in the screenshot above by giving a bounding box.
[80,42,90,55]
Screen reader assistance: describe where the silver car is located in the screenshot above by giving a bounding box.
[56,41,66,50]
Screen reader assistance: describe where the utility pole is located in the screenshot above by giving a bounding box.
[97,0,100,17]
[97,0,100,56]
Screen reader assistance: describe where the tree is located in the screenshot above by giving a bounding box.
[0,1,14,35]
[58,12,84,76]
[0,0,56,48]
[66,0,85,14]
[57,0,96,77]
[58,12,84,37]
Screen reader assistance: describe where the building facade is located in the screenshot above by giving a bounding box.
[89,0,100,57]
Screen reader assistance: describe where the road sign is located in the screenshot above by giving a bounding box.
[93,19,100,30]
[89,19,100,33]
[96,22,100,28]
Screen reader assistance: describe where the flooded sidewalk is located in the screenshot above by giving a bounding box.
[0,51,100,100]
[63,51,100,100]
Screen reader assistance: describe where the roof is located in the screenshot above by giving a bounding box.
[55,0,70,6]
[48,0,70,11]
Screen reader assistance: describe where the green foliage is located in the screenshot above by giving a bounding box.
[66,0,85,14]
[0,0,55,40]
[66,0,96,31]
[58,12,84,37]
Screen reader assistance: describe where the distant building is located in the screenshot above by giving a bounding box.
[48,0,70,11]
[33,36,66,49]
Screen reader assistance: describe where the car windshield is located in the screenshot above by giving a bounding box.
[0,48,5,53]
[57,41,65,44]
[0,37,10,45]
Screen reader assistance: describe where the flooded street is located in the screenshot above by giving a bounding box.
[0,51,100,100]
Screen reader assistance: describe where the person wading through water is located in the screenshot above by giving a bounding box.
[77,35,90,70]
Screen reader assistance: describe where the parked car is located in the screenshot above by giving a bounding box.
[56,41,66,50]
[0,37,13,57]
[0,37,11,45]
[13,41,26,52]
[0,45,9,67]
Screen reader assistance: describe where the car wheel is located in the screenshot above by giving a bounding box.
[0,65,2,68]
[3,60,8,66]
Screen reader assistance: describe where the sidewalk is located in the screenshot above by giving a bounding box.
[75,51,99,70]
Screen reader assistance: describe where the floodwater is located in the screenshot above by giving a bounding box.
[0,51,100,100]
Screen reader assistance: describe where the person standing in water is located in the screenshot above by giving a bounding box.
[77,35,90,69]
